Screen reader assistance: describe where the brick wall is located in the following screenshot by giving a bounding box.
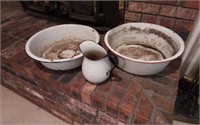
[1,1,23,10]
[124,0,199,41]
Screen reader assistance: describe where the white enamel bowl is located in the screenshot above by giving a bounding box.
[25,24,100,70]
[104,23,185,75]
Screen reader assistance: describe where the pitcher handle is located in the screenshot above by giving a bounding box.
[108,51,118,72]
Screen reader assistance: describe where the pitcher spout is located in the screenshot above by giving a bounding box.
[79,40,107,61]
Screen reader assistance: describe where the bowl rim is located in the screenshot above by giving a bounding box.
[104,22,185,64]
[25,24,100,63]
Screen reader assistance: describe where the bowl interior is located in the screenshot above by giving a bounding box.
[26,24,100,62]
[105,23,184,62]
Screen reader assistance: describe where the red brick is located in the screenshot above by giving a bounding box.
[47,102,60,114]
[147,74,178,90]
[80,110,97,124]
[8,18,35,35]
[96,118,108,124]
[22,16,40,26]
[11,50,30,74]
[59,67,81,85]
[60,83,71,95]
[73,115,85,124]
[40,89,52,100]
[124,11,141,22]
[24,60,44,80]
[36,63,67,85]
[32,19,49,27]
[160,59,181,83]
[176,8,198,20]
[33,19,57,29]
[51,81,61,92]
[1,56,12,68]
[139,78,176,98]
[41,22,58,29]
[118,81,142,124]
[36,63,56,82]
[81,82,97,106]
[30,79,43,89]
[134,94,153,124]
[151,94,175,112]
[1,35,20,50]
[1,70,14,86]
[65,101,81,115]
[105,71,132,117]
[175,19,194,32]
[155,115,165,124]
[26,85,45,100]
[142,15,175,28]
[183,1,199,9]
[17,53,32,74]
[64,95,78,107]
[50,109,73,124]
[111,68,133,87]
[142,14,157,24]
[68,72,87,100]
[1,40,27,71]
[23,60,35,79]
[159,5,178,17]
[3,16,36,33]
[1,33,9,40]
[1,10,26,22]
[11,39,26,49]
[1,1,22,8]
[8,22,30,37]
[145,0,179,6]
[157,16,175,28]
[1,20,18,32]
[162,69,180,84]
[49,89,66,103]
[128,2,160,14]
[97,111,117,124]
[124,20,132,23]
[92,81,114,111]
[78,102,97,116]
[105,86,123,117]
[44,97,57,107]
[50,70,73,91]
[22,27,42,40]
[92,68,127,112]
[155,110,173,124]
[9,16,39,35]
[13,75,30,88]
[14,26,39,39]
[1,41,21,65]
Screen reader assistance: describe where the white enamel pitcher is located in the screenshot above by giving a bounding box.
[79,40,117,84]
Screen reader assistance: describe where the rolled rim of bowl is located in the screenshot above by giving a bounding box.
[104,23,185,64]
[25,24,100,63]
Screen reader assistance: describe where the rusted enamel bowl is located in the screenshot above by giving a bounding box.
[104,23,185,75]
[25,24,99,70]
